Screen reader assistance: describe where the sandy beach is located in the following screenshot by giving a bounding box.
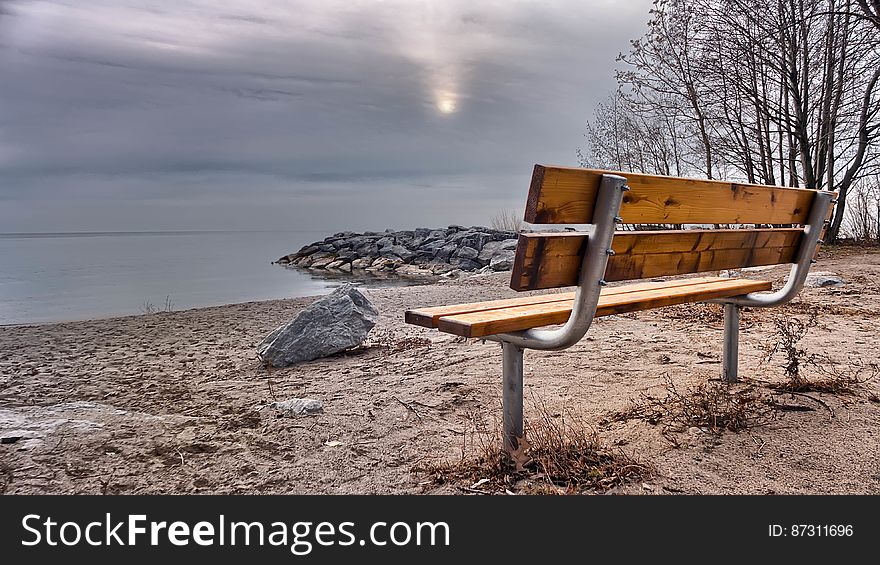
[1,246,879,495]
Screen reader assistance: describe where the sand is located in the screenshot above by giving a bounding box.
[1,246,878,495]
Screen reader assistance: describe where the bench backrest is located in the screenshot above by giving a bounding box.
[511,165,831,291]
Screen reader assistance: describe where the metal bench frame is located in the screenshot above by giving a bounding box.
[488,174,835,453]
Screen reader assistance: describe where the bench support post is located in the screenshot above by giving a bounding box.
[501,341,524,454]
[722,303,740,382]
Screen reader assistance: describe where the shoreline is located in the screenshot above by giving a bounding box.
[1,248,879,494]
[0,269,446,328]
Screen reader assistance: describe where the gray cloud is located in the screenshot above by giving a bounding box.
[0,0,652,232]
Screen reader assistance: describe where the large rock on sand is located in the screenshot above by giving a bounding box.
[257,284,378,367]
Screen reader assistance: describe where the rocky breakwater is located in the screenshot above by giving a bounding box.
[275,226,519,277]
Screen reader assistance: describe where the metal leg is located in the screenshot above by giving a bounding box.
[502,341,524,454]
[723,303,740,383]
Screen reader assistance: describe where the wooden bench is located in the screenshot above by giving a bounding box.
[405,166,835,454]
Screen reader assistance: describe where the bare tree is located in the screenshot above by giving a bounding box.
[844,175,880,240]
[617,0,717,178]
[584,0,880,241]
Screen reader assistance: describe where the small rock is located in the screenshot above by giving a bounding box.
[273,398,323,417]
[805,272,845,288]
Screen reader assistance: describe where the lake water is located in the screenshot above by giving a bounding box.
[0,231,386,325]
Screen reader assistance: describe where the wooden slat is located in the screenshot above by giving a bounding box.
[510,228,802,291]
[405,276,722,328]
[405,292,575,328]
[525,165,818,225]
[437,278,772,338]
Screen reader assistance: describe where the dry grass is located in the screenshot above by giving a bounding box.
[602,375,778,436]
[764,309,877,395]
[419,402,653,495]
[764,311,817,388]
[363,329,432,353]
[661,302,725,325]
[661,301,760,328]
[769,355,879,395]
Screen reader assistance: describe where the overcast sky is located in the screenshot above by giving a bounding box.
[0,0,652,233]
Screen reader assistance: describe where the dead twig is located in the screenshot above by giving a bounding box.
[392,396,423,421]
[775,391,835,419]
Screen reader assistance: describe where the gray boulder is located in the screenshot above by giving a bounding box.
[336,249,358,261]
[452,258,482,270]
[357,243,380,258]
[383,244,415,261]
[424,229,447,243]
[257,284,378,367]
[435,243,458,262]
[454,246,479,260]
[489,249,516,271]
[417,240,446,257]
[478,240,504,263]
[393,231,415,245]
[346,236,373,250]
[450,230,492,251]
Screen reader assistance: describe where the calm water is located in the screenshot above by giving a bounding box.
[0,231,353,325]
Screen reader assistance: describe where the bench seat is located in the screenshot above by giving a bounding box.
[405,276,771,338]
